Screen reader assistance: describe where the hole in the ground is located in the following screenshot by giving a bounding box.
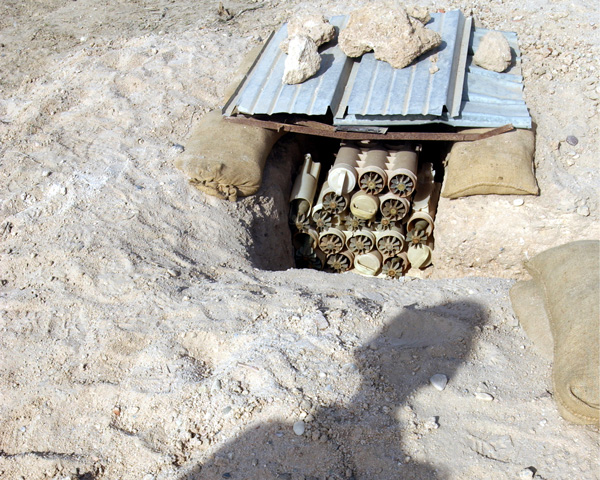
[245,134,451,274]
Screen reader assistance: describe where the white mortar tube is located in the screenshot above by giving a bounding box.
[328,143,360,195]
[354,250,383,276]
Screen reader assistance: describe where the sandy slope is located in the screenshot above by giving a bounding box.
[0,1,598,479]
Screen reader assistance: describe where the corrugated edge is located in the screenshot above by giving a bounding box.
[223,31,274,117]
[447,15,472,117]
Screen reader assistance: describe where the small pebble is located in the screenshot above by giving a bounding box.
[475,392,494,401]
[313,311,329,330]
[430,374,448,391]
[424,417,439,430]
[171,143,185,153]
[42,170,52,177]
[566,135,579,146]
[577,205,590,217]
[293,420,305,436]
[518,466,536,479]
[513,199,524,206]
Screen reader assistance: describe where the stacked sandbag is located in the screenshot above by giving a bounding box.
[290,142,440,277]
[175,111,284,201]
[441,128,538,198]
[510,240,599,425]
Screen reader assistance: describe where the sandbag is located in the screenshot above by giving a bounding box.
[441,128,539,198]
[509,279,553,360]
[510,240,599,425]
[175,111,284,201]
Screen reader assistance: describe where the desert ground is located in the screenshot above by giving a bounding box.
[0,0,598,479]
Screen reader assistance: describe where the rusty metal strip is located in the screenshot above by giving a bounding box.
[224,115,514,141]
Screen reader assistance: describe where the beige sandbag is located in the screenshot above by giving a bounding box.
[175,111,284,201]
[510,240,599,425]
[509,279,553,360]
[441,128,539,198]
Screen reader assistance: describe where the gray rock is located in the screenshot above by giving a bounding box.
[338,2,441,70]
[280,14,335,53]
[282,35,321,85]
[473,31,512,73]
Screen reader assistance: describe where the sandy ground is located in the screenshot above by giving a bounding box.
[1,1,599,479]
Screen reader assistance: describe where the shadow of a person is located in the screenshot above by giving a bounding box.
[181,300,487,480]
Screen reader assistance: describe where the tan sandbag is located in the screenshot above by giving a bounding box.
[441,128,539,198]
[509,279,553,360]
[510,240,599,425]
[175,111,284,201]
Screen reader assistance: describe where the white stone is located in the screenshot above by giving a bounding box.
[518,467,536,479]
[280,14,335,53]
[475,392,494,401]
[338,3,441,70]
[474,31,512,73]
[282,35,321,85]
[430,374,448,391]
[513,199,524,206]
[293,420,305,435]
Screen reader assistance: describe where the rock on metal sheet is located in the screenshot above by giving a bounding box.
[234,15,353,116]
[343,10,469,117]
[334,26,531,129]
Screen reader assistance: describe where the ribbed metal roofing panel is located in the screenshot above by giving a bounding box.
[234,15,352,116]
[333,26,531,128]
[226,13,531,129]
[343,10,468,117]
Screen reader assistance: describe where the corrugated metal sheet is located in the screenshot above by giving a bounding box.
[340,11,470,118]
[334,27,531,128]
[232,15,352,116]
[225,12,531,129]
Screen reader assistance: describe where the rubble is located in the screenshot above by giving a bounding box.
[282,35,321,85]
[338,3,441,69]
[280,14,335,53]
[473,31,512,73]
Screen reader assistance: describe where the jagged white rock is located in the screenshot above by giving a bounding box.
[473,31,512,73]
[338,2,441,70]
[280,14,335,53]
[282,35,321,85]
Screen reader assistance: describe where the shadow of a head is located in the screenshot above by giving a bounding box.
[180,300,487,480]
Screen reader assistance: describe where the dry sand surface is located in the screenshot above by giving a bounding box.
[1,1,599,479]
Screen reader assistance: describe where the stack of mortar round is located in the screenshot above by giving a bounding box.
[289,142,439,277]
